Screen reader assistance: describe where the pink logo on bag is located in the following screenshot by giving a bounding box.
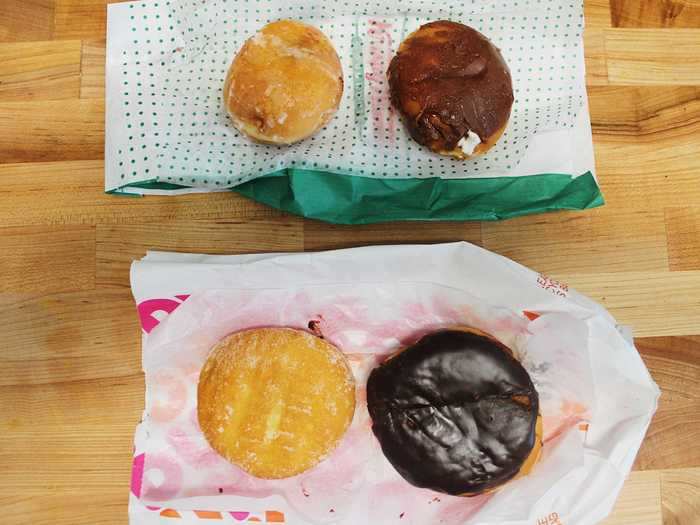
[137,295,190,333]
[131,453,145,498]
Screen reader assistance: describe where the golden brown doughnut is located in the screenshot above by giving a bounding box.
[223,20,343,145]
[198,327,355,479]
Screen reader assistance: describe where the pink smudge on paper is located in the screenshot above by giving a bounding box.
[302,295,466,353]
[368,478,489,524]
[483,313,533,339]
[368,481,428,522]
[194,291,284,337]
[543,400,590,443]
[182,468,246,498]
[363,295,525,350]
[294,293,374,350]
[353,386,372,430]
[435,492,491,524]
[167,426,223,468]
[365,19,396,144]
[189,405,202,430]
[281,425,375,521]
[149,368,188,422]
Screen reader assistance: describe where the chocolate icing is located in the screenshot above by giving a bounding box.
[387,21,514,154]
[366,329,539,495]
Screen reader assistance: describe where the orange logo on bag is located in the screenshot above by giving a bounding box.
[536,274,569,297]
[537,512,563,525]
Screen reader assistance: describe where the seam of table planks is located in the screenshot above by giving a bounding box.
[1,1,699,524]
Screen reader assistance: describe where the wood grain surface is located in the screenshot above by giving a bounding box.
[0,0,699,524]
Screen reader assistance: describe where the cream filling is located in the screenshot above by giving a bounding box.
[457,130,482,155]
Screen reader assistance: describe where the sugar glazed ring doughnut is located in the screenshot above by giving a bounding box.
[388,21,514,159]
[198,327,356,479]
[367,328,541,495]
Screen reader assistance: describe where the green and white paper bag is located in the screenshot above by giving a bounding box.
[106,0,603,223]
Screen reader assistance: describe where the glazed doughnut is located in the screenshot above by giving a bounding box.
[388,21,513,159]
[366,327,541,495]
[223,20,343,145]
[198,327,355,479]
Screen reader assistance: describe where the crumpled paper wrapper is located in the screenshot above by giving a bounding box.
[127,243,658,525]
[136,283,592,524]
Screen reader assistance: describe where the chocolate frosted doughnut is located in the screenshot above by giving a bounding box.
[366,328,540,495]
[387,21,514,159]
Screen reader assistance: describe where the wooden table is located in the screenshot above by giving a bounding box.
[1,1,699,523]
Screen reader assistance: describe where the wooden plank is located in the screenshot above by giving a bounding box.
[1,378,141,437]
[585,0,614,29]
[589,86,700,210]
[611,0,700,28]
[665,207,700,272]
[602,470,661,525]
[0,226,95,294]
[1,324,136,498]
[0,161,282,227]
[558,271,700,337]
[0,99,104,164]
[0,377,142,430]
[481,208,668,275]
[598,141,700,209]
[0,40,81,102]
[0,289,140,386]
[2,494,127,525]
[54,0,128,41]
[80,40,106,99]
[0,0,54,43]
[585,28,610,86]
[661,468,700,525]
[595,135,700,210]
[635,336,700,470]
[96,219,304,288]
[589,86,700,138]
[303,221,482,252]
[0,376,140,494]
[605,29,700,85]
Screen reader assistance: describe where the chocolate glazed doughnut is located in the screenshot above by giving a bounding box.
[387,21,514,159]
[366,328,540,496]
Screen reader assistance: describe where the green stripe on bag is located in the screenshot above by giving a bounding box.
[109,170,603,224]
[232,170,603,224]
